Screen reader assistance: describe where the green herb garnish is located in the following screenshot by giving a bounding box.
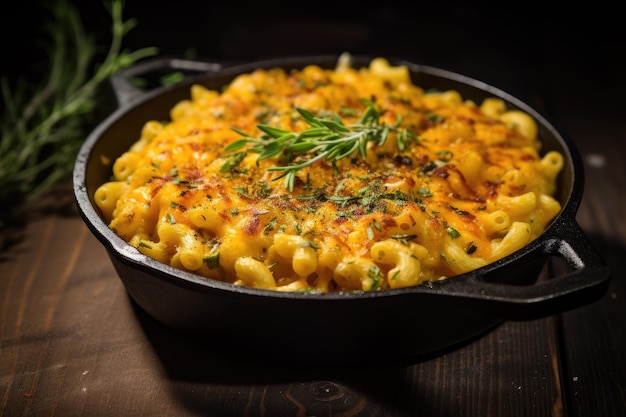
[221,99,415,191]
[203,252,220,269]
[446,225,461,239]
[367,265,384,290]
[390,234,418,244]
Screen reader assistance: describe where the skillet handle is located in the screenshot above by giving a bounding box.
[439,220,611,319]
[109,57,223,107]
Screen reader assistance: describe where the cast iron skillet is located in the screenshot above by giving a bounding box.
[73,55,610,366]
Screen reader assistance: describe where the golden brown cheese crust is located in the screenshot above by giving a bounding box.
[94,58,563,292]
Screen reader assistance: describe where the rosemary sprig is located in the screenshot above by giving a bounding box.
[222,99,416,191]
[0,0,157,206]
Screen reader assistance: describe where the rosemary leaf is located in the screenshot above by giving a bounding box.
[0,0,157,207]
[222,99,416,191]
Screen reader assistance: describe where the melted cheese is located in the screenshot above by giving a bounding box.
[94,57,563,292]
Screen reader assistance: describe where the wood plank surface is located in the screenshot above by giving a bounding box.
[2,203,568,416]
[1,1,624,416]
[538,27,626,417]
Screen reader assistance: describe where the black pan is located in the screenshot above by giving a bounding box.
[73,55,610,366]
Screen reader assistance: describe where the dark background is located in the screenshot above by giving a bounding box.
[1,1,623,201]
[1,1,623,195]
[2,3,626,416]
[3,1,623,214]
[3,0,623,119]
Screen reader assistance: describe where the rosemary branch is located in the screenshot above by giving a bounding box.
[221,99,416,190]
[0,0,157,206]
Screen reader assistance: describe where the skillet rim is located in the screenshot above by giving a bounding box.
[72,53,586,301]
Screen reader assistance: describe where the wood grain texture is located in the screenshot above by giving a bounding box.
[0,215,565,417]
[1,2,624,415]
[537,32,626,417]
[0,143,622,417]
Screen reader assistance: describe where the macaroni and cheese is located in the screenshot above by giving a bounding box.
[94,56,563,292]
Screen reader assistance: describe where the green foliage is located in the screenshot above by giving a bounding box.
[221,99,416,191]
[0,0,157,205]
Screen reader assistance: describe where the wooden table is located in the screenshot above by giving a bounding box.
[2,3,625,416]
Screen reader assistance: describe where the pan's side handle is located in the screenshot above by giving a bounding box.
[109,57,223,107]
[435,220,611,319]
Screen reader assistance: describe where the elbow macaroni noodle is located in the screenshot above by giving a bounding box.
[94,56,564,292]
